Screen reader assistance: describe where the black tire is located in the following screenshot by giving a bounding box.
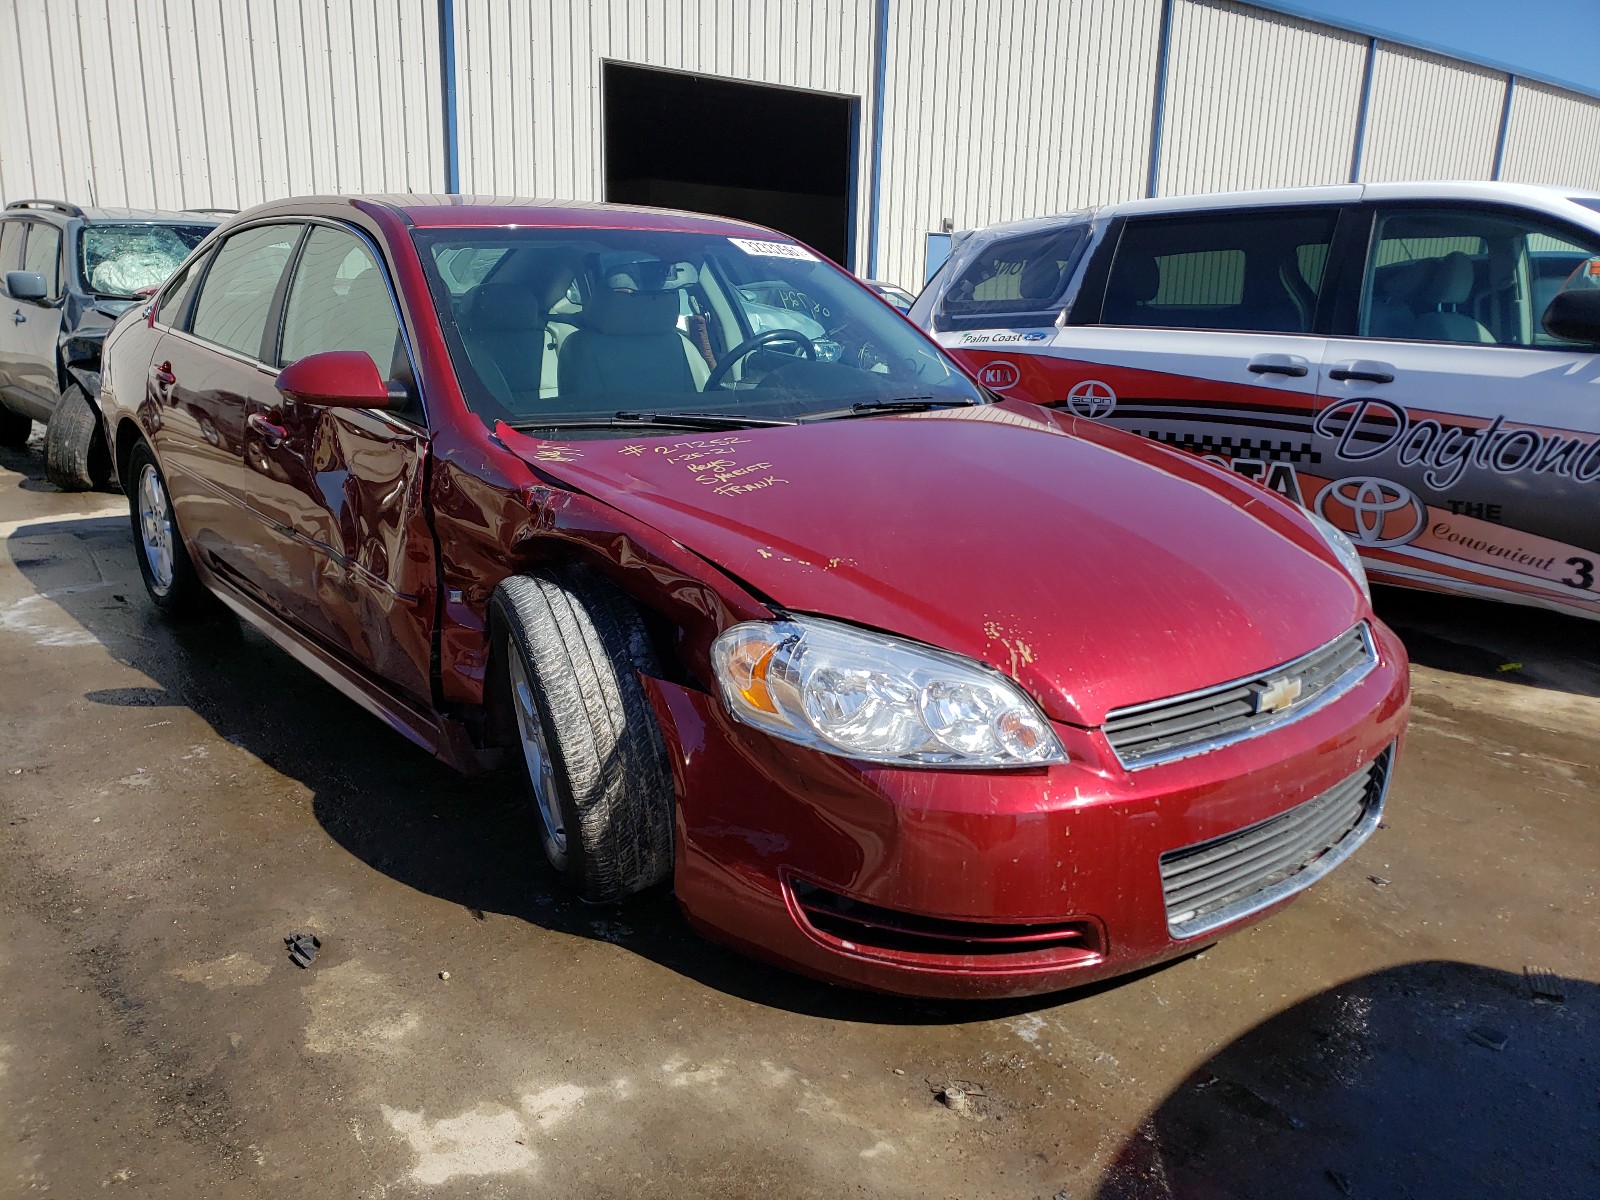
[491,567,675,902]
[0,405,30,449]
[43,384,111,491]
[126,440,206,617]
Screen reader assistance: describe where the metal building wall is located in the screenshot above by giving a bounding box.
[1158,1,1367,196]
[1359,42,1506,183]
[449,0,876,235]
[1501,79,1600,191]
[0,0,444,210]
[874,0,1162,288]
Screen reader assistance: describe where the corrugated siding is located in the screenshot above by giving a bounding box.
[452,0,876,205]
[0,0,443,210]
[876,0,1161,287]
[1159,1,1366,196]
[1500,79,1600,191]
[1360,42,1505,183]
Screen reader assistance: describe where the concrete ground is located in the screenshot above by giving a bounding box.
[1,431,1596,1200]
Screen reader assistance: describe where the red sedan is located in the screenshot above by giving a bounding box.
[97,196,1408,998]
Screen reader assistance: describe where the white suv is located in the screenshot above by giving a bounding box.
[912,182,1600,621]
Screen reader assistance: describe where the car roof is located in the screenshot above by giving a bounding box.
[236,193,799,239]
[1,200,225,225]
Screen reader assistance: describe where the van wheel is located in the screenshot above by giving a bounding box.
[127,440,205,616]
[0,406,31,449]
[44,385,111,491]
[491,568,675,902]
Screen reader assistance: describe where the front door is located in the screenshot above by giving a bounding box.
[7,220,66,415]
[1310,203,1600,619]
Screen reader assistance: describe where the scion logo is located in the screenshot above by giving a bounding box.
[1065,379,1117,419]
[1314,476,1427,548]
[977,360,1021,390]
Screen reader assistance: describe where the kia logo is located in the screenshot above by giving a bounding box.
[978,360,1021,390]
[1314,476,1427,547]
[1065,379,1117,419]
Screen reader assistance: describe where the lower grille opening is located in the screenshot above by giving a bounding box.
[789,880,1102,964]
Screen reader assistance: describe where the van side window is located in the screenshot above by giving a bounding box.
[22,222,63,299]
[0,220,24,274]
[934,225,1087,331]
[1103,209,1338,334]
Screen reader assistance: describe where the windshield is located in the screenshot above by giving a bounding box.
[80,223,213,298]
[412,228,984,430]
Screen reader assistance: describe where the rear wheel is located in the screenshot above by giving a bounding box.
[127,440,205,617]
[491,568,675,902]
[0,405,30,449]
[44,384,111,491]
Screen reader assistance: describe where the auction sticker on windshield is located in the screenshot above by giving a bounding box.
[729,238,819,262]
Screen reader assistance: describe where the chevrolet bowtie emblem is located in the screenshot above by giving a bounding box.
[1256,676,1303,715]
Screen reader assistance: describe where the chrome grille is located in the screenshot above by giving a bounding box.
[1160,747,1392,939]
[1103,624,1375,770]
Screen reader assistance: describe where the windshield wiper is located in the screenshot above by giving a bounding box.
[800,396,981,422]
[508,410,797,433]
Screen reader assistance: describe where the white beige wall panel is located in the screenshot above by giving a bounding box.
[1499,80,1600,191]
[0,0,445,211]
[876,0,1162,288]
[1360,42,1504,183]
[452,0,877,201]
[1157,1,1365,198]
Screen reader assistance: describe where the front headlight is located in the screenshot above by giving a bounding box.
[1305,509,1371,602]
[711,616,1067,768]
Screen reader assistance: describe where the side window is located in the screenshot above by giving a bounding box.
[190,225,300,360]
[279,226,402,374]
[22,222,62,298]
[934,225,1087,330]
[1362,207,1600,347]
[155,254,207,328]
[0,220,23,274]
[1103,209,1339,334]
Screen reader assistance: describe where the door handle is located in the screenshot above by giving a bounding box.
[11,311,24,324]
[1246,353,1309,378]
[1328,360,1395,384]
[247,411,287,448]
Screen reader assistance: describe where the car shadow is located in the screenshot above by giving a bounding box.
[1372,583,1600,700]
[8,503,1180,1024]
[1093,960,1598,1199]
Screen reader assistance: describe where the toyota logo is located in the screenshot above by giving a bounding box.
[1314,476,1427,548]
[977,359,1021,390]
[1065,379,1117,419]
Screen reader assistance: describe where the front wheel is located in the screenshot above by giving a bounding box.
[44,384,111,491]
[127,440,206,617]
[491,568,675,902]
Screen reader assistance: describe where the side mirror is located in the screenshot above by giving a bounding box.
[1542,287,1600,345]
[5,270,48,302]
[275,350,402,409]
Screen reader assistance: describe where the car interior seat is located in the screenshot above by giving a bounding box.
[1409,251,1495,344]
[1365,259,1431,339]
[1018,257,1065,307]
[1101,255,1160,323]
[459,281,547,412]
[557,281,700,402]
[340,268,405,376]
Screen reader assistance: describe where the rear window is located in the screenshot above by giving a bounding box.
[81,223,213,298]
[933,225,1087,331]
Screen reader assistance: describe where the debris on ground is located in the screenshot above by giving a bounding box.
[284,932,321,968]
[939,1085,969,1114]
[1524,966,1566,1003]
[1496,661,1523,672]
[1325,1168,1353,1195]
[1467,1026,1509,1052]
[439,970,450,981]
[1367,875,1390,887]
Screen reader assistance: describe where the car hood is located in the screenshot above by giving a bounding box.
[499,403,1364,726]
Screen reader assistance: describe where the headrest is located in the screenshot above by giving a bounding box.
[1425,252,1475,305]
[586,288,680,336]
[1109,255,1160,303]
[1375,259,1430,300]
[467,282,545,332]
[1019,257,1063,301]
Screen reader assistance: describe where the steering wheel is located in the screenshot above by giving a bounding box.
[704,329,815,391]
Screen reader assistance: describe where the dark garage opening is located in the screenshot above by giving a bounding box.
[603,63,855,267]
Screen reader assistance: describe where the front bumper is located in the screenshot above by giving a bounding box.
[647,620,1410,999]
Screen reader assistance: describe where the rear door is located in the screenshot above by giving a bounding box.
[1041,205,1348,507]
[245,222,436,706]
[1312,203,1600,618]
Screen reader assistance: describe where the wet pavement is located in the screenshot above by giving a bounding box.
[2,433,1596,1199]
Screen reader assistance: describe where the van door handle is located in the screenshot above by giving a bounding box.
[11,311,24,324]
[1328,360,1395,384]
[1247,353,1309,377]
[247,412,287,448]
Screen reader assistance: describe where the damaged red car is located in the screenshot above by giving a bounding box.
[97,196,1409,998]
